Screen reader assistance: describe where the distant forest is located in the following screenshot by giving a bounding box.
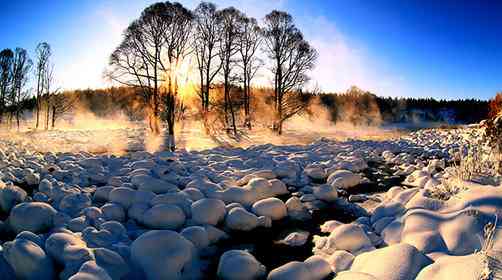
[48,85,489,126]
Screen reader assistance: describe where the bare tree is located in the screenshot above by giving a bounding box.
[263,10,317,134]
[43,64,56,130]
[34,42,51,129]
[193,2,222,113]
[10,48,32,130]
[216,7,244,135]
[237,15,261,129]
[50,90,76,129]
[107,1,193,150]
[0,49,13,126]
[107,2,173,134]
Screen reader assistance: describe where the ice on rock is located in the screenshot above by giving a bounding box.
[327,170,362,190]
[130,230,200,280]
[2,238,55,280]
[251,197,287,221]
[191,198,226,225]
[0,184,27,213]
[141,204,186,230]
[8,202,57,234]
[350,243,433,280]
[217,250,266,280]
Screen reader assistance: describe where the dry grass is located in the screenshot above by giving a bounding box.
[426,146,498,201]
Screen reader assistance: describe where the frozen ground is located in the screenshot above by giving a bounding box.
[0,124,501,280]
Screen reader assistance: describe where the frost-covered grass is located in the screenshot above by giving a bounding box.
[427,145,500,201]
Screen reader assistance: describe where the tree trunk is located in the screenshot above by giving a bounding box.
[16,110,20,131]
[35,74,41,129]
[51,105,56,129]
[45,99,50,130]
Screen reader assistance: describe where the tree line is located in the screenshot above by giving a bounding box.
[106,1,318,150]
[318,86,489,125]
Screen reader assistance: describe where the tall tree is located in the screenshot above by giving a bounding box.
[263,10,317,134]
[162,2,193,150]
[107,1,193,150]
[216,7,244,135]
[237,15,261,129]
[0,49,13,125]
[107,2,172,134]
[193,2,222,113]
[34,42,51,129]
[10,48,32,130]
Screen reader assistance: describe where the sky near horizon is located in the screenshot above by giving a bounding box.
[1,0,501,100]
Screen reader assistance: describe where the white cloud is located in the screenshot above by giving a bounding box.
[299,16,406,96]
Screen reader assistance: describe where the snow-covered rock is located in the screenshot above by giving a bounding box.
[217,250,266,280]
[225,207,269,231]
[141,204,186,230]
[327,170,362,190]
[191,198,226,226]
[0,184,27,213]
[130,230,200,280]
[251,198,287,221]
[313,184,338,202]
[2,238,55,280]
[8,202,57,233]
[350,243,433,280]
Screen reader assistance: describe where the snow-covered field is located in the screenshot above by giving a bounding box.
[0,124,501,279]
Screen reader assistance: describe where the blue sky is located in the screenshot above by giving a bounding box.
[0,0,501,100]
